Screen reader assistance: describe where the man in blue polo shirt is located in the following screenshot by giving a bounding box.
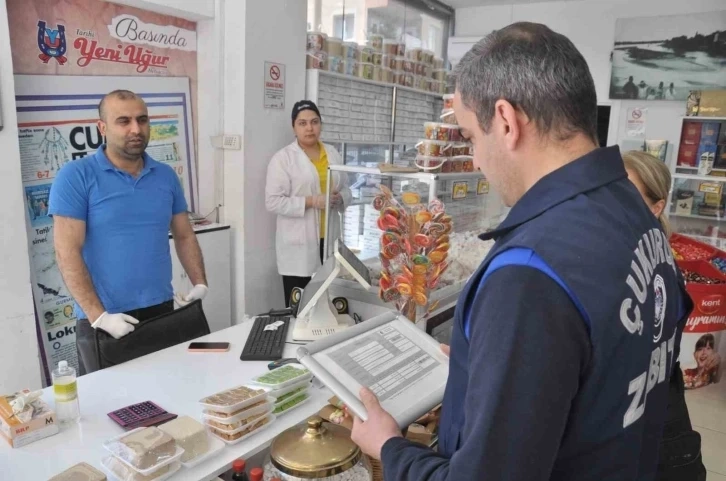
[350,23,693,480]
[49,90,208,374]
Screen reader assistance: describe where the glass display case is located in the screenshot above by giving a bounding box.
[323,164,508,324]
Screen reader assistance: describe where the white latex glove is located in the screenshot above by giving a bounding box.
[175,284,209,307]
[92,312,139,339]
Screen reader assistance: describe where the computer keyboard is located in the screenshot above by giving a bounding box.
[240,315,291,361]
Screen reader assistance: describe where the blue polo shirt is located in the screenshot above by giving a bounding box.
[49,146,188,319]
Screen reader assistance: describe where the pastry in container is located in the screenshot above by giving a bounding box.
[342,42,358,60]
[382,54,397,70]
[415,76,429,92]
[204,406,273,432]
[449,157,463,173]
[392,56,406,72]
[415,155,446,173]
[158,416,209,464]
[372,65,382,82]
[396,42,406,57]
[199,385,267,414]
[450,143,472,156]
[441,158,453,173]
[104,427,178,471]
[458,156,475,172]
[357,62,374,80]
[328,56,343,74]
[372,52,383,66]
[421,50,435,65]
[207,414,274,444]
[306,32,326,51]
[325,37,343,57]
[49,463,106,481]
[383,39,398,56]
[101,457,180,481]
[417,140,450,157]
[382,68,395,83]
[424,122,460,142]
[306,51,326,70]
[433,56,444,69]
[369,34,384,52]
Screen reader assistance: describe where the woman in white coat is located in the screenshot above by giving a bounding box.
[265,100,351,306]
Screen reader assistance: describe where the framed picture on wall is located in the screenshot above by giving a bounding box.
[609,10,726,101]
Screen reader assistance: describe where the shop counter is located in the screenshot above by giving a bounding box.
[0,318,332,481]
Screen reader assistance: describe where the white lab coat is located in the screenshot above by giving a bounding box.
[265,141,351,277]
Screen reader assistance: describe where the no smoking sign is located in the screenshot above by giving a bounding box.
[264,61,285,109]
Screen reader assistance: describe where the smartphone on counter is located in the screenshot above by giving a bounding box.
[188,342,230,352]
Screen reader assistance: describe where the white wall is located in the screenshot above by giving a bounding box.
[0,0,42,392]
[100,0,215,21]
[242,0,307,315]
[453,0,726,166]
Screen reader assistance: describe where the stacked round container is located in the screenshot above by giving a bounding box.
[416,98,475,173]
[199,385,276,445]
[101,426,184,480]
[306,31,328,71]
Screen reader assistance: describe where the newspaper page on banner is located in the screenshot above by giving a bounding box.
[15,75,196,383]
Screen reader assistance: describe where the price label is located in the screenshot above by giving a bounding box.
[37,170,51,180]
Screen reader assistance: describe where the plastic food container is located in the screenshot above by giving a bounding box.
[306,51,326,70]
[415,155,446,172]
[391,56,405,71]
[451,155,474,172]
[383,39,398,56]
[443,94,454,111]
[396,73,414,87]
[382,68,395,83]
[369,34,384,52]
[450,143,472,156]
[273,390,310,416]
[416,140,450,157]
[441,158,452,173]
[102,427,184,476]
[204,407,273,434]
[328,56,343,74]
[306,32,326,51]
[360,47,373,64]
[372,65,382,82]
[357,62,374,80]
[202,397,275,424]
[342,42,358,60]
[449,157,463,173]
[266,379,312,400]
[402,58,415,74]
[199,385,268,414]
[101,457,181,481]
[372,52,383,66]
[342,60,357,76]
[432,68,448,81]
[424,122,461,142]
[325,37,343,57]
[433,57,444,69]
[396,42,406,57]
[441,109,457,125]
[207,414,275,445]
[421,50,435,65]
[407,48,422,62]
[250,363,312,389]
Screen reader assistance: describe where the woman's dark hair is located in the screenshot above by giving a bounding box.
[695,333,716,351]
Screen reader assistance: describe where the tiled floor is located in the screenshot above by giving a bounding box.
[685,381,726,481]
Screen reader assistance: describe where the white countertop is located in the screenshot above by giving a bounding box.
[0,318,331,481]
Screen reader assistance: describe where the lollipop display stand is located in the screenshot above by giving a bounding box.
[323,165,507,329]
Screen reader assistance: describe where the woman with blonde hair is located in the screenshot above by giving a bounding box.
[622,150,706,481]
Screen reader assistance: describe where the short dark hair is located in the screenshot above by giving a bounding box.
[695,333,715,351]
[454,22,598,143]
[98,90,144,121]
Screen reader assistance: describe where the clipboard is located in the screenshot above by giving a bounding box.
[297,311,449,428]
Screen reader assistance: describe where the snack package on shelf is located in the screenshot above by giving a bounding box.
[670,234,726,392]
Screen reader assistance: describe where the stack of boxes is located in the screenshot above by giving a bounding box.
[677,121,722,169]
[676,120,725,218]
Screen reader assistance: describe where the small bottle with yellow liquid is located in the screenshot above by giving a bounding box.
[52,361,80,425]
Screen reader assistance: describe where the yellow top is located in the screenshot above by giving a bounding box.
[310,143,329,238]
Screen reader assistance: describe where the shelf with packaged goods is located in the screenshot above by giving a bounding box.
[309,69,445,99]
[672,173,726,183]
[675,165,726,174]
[325,164,506,329]
[669,212,725,221]
[681,116,726,122]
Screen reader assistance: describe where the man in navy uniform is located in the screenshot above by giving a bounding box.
[350,22,692,481]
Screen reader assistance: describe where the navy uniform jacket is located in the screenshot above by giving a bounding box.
[380,147,692,481]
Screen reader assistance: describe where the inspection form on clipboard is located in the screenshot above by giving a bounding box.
[297,311,449,428]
